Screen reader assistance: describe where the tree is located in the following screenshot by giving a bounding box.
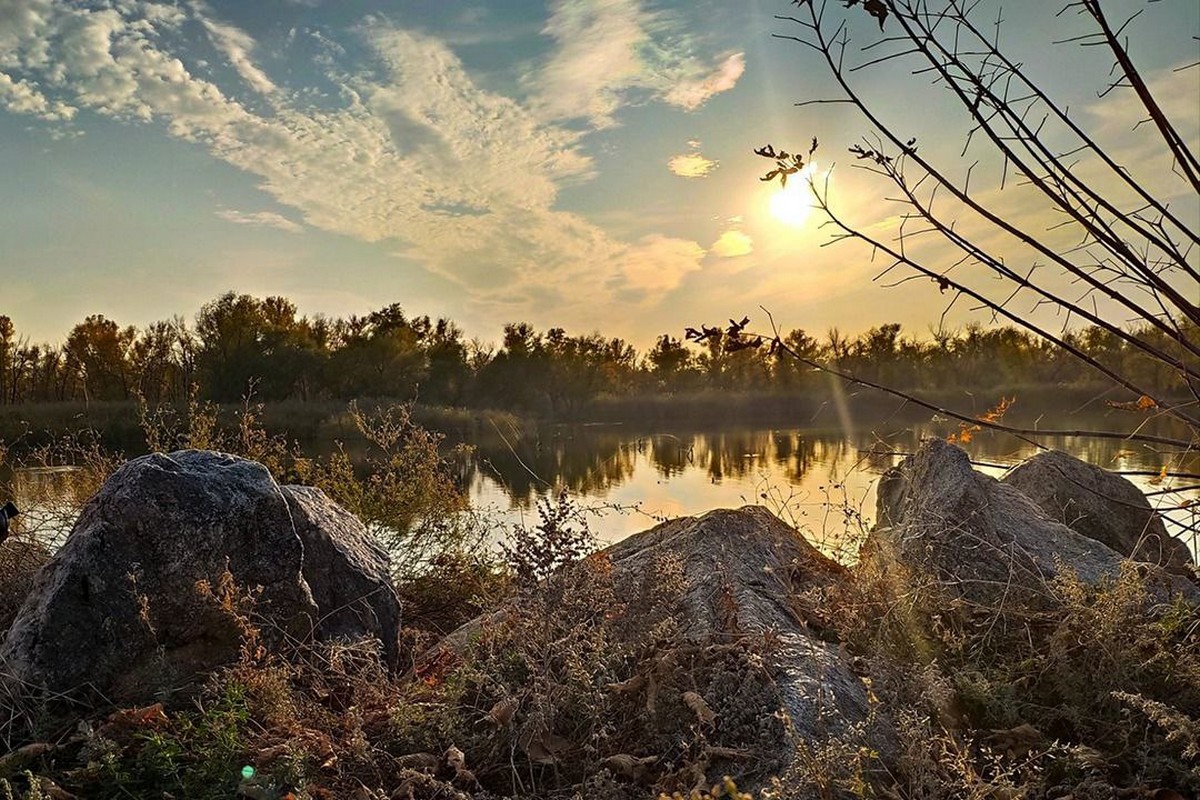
[195,292,323,402]
[414,316,471,406]
[647,334,697,390]
[725,0,1198,452]
[62,315,137,402]
[130,318,193,404]
[328,305,428,401]
[0,316,14,405]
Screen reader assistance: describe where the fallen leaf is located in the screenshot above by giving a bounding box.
[254,744,291,765]
[606,674,646,695]
[0,742,56,773]
[486,696,518,727]
[395,752,439,773]
[444,745,466,772]
[600,753,657,781]
[683,691,717,728]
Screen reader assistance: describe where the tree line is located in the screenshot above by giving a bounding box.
[0,292,1189,414]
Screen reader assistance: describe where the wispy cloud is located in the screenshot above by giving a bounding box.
[616,235,707,295]
[668,140,718,178]
[661,52,745,111]
[528,0,745,128]
[529,0,650,128]
[216,210,304,234]
[200,14,278,97]
[2,1,724,326]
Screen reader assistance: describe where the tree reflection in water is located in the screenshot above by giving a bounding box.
[466,423,1199,561]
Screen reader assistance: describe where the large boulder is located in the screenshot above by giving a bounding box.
[1002,449,1194,573]
[0,451,402,701]
[870,439,1195,611]
[423,506,895,788]
[603,506,892,763]
[283,485,402,668]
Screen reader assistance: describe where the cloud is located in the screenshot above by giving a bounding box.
[661,52,744,111]
[711,230,753,258]
[216,209,304,233]
[529,0,650,128]
[618,235,706,294]
[668,140,718,178]
[528,1,745,128]
[200,15,278,96]
[0,71,75,120]
[2,1,713,325]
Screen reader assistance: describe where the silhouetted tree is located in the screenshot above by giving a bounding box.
[738,0,1198,450]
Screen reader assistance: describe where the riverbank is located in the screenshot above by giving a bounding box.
[0,441,1195,798]
[0,381,1164,455]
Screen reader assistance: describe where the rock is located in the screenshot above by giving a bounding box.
[603,506,848,638]
[604,506,894,774]
[1,450,401,701]
[1001,449,1193,573]
[282,485,402,668]
[870,440,1195,612]
[423,506,895,787]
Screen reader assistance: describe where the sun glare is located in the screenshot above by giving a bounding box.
[768,177,816,228]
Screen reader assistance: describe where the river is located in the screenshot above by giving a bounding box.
[463,421,1199,561]
[6,417,1198,563]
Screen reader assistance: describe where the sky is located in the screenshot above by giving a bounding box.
[1,0,1197,348]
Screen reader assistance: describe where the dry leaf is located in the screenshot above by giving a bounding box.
[451,766,480,789]
[600,753,657,781]
[444,745,466,772]
[33,778,74,800]
[606,674,646,695]
[0,742,56,772]
[254,744,291,765]
[395,752,440,773]
[99,703,167,736]
[520,731,571,765]
[683,691,717,728]
[486,696,518,727]
[985,723,1043,757]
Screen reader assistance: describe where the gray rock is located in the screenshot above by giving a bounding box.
[282,484,402,668]
[0,450,401,701]
[604,507,893,769]
[1002,449,1194,572]
[870,440,1195,611]
[423,506,894,785]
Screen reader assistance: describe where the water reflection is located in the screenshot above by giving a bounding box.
[5,421,1196,563]
[1,466,97,549]
[467,423,1199,559]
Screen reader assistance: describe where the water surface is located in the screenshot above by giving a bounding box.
[465,422,1199,561]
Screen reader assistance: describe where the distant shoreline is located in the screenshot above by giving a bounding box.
[0,381,1182,454]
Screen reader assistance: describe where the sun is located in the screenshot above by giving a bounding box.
[768,178,815,228]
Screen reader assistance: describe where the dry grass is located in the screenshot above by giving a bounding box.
[2,404,1197,798]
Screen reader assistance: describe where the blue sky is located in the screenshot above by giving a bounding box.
[1,0,1197,346]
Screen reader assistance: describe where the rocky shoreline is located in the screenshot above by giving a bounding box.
[0,441,1195,798]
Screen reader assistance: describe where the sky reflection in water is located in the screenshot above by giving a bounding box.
[467,424,1199,562]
